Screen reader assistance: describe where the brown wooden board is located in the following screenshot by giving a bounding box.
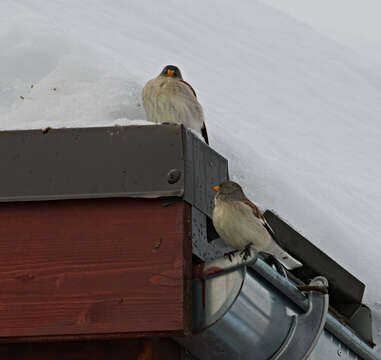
[0,338,181,360]
[0,198,192,340]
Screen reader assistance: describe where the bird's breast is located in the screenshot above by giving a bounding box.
[213,199,272,250]
[142,78,204,131]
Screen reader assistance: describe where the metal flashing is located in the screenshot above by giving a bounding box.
[182,129,228,218]
[0,125,185,201]
[264,210,365,319]
[0,125,228,208]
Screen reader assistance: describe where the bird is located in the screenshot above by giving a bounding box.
[142,65,209,144]
[212,181,302,270]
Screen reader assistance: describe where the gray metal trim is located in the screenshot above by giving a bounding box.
[191,207,230,261]
[183,128,228,218]
[348,305,375,347]
[0,125,229,207]
[0,125,185,201]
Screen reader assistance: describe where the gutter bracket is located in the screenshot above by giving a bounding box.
[271,276,329,360]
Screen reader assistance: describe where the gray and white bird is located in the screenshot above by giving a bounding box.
[212,181,302,270]
[142,65,208,144]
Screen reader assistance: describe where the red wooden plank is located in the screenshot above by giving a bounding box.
[0,338,181,360]
[0,198,192,340]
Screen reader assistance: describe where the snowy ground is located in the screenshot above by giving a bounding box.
[1,0,381,352]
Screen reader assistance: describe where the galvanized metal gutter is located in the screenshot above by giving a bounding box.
[181,255,380,360]
[252,258,380,360]
[324,315,379,360]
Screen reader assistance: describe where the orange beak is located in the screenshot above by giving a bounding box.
[167,70,175,77]
[213,186,220,192]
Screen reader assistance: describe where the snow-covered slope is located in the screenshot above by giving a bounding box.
[1,0,380,350]
[260,0,381,64]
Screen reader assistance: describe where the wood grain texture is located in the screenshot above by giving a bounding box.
[0,338,181,360]
[0,198,191,339]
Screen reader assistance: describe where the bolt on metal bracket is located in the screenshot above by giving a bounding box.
[271,276,329,360]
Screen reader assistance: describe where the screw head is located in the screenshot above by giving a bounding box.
[167,169,181,184]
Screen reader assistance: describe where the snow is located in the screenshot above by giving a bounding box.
[259,0,381,64]
[1,0,381,350]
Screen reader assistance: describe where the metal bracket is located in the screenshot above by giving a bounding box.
[271,276,329,360]
[193,251,258,280]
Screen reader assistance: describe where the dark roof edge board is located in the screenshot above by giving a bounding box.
[0,125,186,202]
[0,191,183,202]
[0,125,229,211]
[264,210,365,317]
[182,127,229,218]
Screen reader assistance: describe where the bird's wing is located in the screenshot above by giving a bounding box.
[179,79,209,144]
[242,199,276,238]
[180,80,197,98]
[201,124,209,144]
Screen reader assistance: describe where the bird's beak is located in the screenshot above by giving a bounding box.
[213,186,220,192]
[167,70,175,77]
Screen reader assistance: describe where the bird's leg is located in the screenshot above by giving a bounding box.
[240,243,253,261]
[224,250,239,262]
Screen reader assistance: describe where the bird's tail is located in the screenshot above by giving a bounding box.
[277,251,303,270]
[268,243,303,270]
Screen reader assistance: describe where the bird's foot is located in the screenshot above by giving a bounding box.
[224,250,239,262]
[240,244,253,261]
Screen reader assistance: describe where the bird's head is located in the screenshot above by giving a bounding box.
[159,65,183,79]
[213,181,245,201]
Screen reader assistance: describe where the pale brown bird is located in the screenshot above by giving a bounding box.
[142,65,208,144]
[212,181,302,270]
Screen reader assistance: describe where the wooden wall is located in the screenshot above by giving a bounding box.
[0,338,181,360]
[0,198,192,341]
